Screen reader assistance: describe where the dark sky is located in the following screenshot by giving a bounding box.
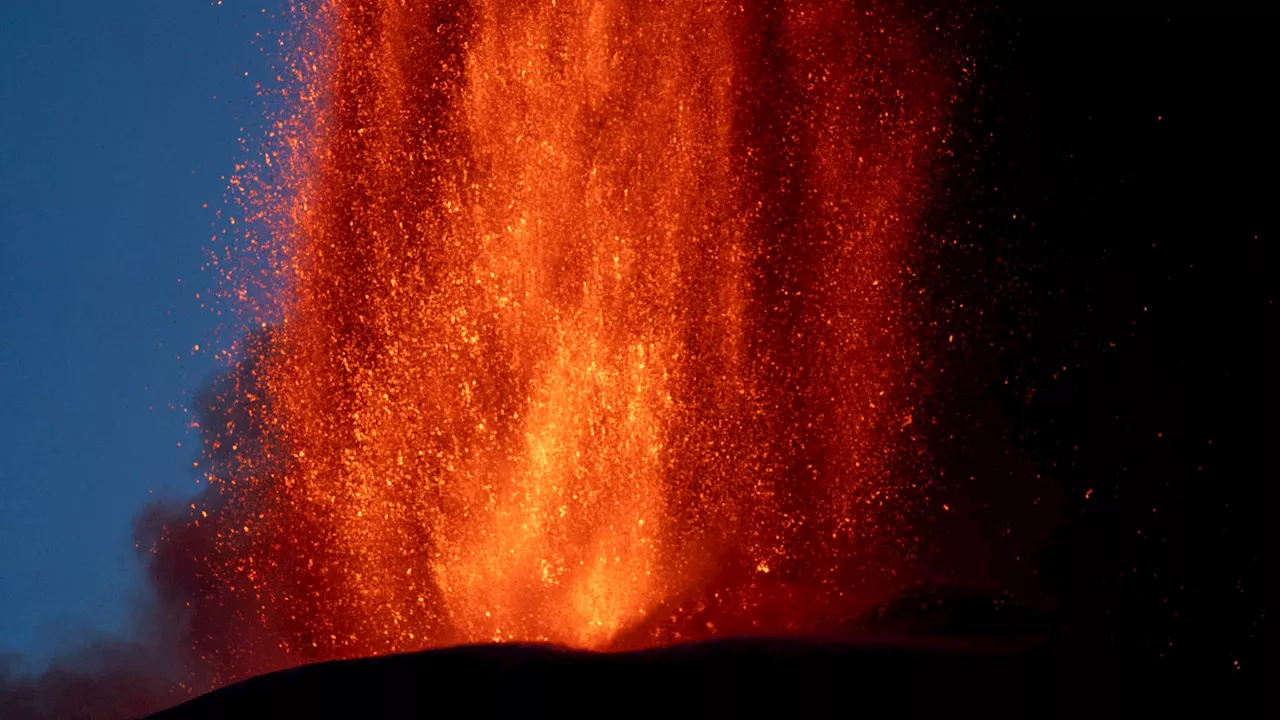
[0,0,282,666]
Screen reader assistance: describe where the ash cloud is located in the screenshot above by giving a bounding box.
[0,331,281,719]
[0,637,184,720]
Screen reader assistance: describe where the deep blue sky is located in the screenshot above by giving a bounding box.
[0,1,284,666]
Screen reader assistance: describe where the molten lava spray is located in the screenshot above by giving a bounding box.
[180,0,965,685]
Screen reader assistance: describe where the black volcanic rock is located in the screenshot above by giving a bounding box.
[146,640,1044,718]
[140,586,1249,718]
[142,634,1240,719]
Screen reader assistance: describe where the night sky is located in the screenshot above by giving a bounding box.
[0,0,284,667]
[916,9,1270,678]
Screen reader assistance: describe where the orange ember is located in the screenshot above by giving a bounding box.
[185,0,964,686]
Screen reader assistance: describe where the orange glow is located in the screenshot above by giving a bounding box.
[190,0,964,685]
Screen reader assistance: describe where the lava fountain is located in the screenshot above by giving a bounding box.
[179,0,965,686]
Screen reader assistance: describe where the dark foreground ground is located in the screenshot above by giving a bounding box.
[145,635,1253,718]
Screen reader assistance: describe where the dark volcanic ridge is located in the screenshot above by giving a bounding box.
[146,630,1246,718]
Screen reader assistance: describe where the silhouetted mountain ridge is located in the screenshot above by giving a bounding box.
[144,591,1240,719]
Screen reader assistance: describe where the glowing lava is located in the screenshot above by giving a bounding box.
[181,0,964,685]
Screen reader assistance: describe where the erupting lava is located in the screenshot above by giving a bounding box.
[177,0,965,686]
